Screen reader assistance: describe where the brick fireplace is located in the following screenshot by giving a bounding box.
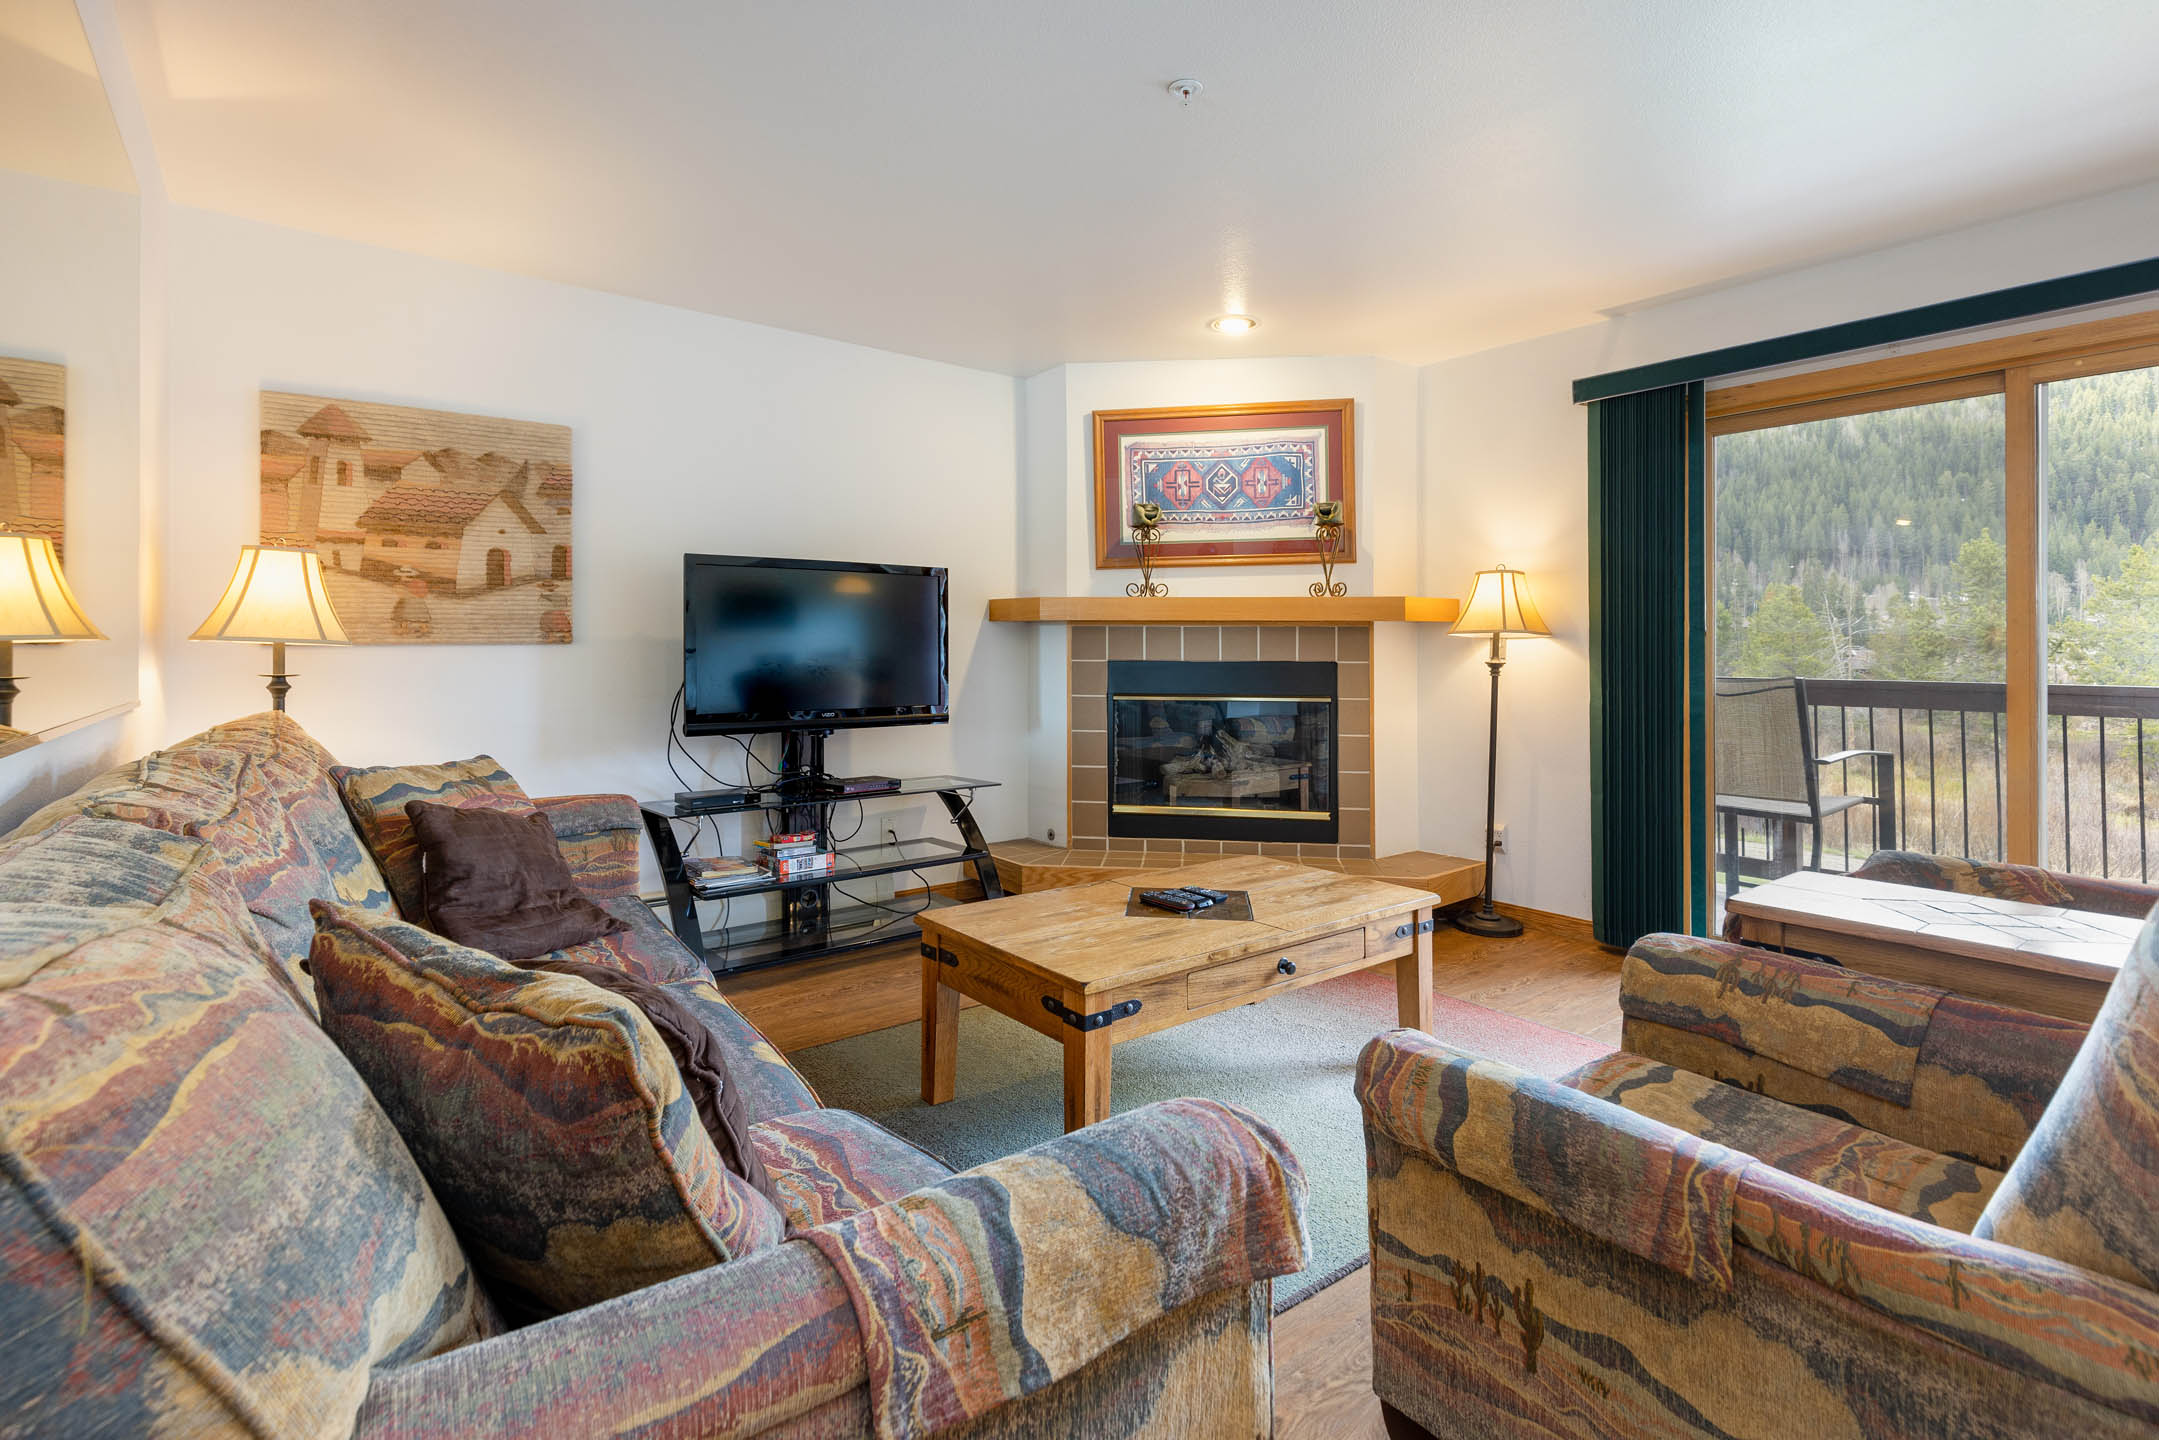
[1067,624,1373,861]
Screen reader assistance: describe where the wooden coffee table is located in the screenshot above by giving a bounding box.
[916,856,1438,1131]
[1724,869,2137,1022]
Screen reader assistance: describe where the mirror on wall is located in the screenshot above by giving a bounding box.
[0,0,142,747]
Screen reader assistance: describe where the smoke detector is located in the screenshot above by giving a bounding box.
[1168,78,1203,107]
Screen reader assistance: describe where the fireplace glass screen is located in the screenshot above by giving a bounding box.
[1108,687,1338,847]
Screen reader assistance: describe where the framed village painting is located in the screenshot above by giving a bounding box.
[1093,398,1353,569]
[0,356,67,560]
[259,391,573,645]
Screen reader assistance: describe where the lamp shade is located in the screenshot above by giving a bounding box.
[191,545,350,645]
[0,533,105,642]
[1449,565,1550,638]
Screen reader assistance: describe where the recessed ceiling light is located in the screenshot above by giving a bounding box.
[1894,517,1913,526]
[1210,314,1259,335]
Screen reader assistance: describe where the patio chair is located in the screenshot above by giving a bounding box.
[1715,675,1896,897]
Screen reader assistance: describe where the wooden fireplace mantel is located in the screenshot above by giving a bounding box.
[985,595,1460,624]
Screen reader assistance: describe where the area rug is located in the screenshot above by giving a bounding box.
[787,966,1407,1311]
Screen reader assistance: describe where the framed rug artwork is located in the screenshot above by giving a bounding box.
[0,356,66,560]
[1093,398,1353,569]
[259,391,574,645]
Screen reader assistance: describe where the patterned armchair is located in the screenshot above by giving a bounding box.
[1854,848,2159,920]
[1360,931,2159,1439]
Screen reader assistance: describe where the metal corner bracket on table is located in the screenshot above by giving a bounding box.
[1041,996,1144,1031]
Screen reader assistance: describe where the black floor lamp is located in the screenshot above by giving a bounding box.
[1450,564,1550,937]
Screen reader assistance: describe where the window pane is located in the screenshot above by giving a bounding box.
[2041,362,2159,881]
[1713,395,2007,913]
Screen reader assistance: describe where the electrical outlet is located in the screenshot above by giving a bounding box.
[884,826,899,847]
[1491,824,1508,854]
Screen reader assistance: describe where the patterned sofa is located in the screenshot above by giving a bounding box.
[1359,929,2159,1439]
[1,713,1309,1439]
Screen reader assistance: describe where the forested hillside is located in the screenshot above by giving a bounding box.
[1715,365,2159,684]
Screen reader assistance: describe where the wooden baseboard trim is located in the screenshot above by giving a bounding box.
[1491,903,1601,947]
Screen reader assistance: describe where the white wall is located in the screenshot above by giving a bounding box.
[1417,176,2159,921]
[17,155,2159,925]
[1016,356,1424,854]
[159,207,1027,890]
[0,168,143,811]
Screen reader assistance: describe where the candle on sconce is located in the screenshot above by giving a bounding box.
[1310,501,1348,596]
[1127,502,1166,596]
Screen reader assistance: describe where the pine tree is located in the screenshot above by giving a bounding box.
[1736,584,1833,677]
[2053,543,2159,685]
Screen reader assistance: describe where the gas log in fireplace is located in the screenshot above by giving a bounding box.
[1105,660,1338,844]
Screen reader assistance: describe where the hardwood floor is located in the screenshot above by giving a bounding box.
[716,910,1622,1440]
[710,943,978,1053]
[1274,1264,1385,1440]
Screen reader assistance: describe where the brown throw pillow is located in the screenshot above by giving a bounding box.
[520,957,781,1206]
[406,800,626,960]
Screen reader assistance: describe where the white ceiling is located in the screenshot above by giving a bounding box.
[1,0,133,192]
[103,0,2159,374]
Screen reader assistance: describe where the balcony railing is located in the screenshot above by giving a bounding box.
[1719,677,2159,885]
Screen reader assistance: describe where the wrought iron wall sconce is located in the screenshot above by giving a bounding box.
[1309,500,1347,596]
[1127,502,1168,596]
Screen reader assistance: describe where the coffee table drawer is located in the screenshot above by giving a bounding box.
[1188,928,1369,1010]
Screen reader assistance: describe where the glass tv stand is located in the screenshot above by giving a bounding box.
[638,775,1003,974]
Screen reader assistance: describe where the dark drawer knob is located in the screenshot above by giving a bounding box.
[1276,956,1296,976]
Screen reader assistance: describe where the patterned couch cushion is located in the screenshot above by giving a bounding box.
[308,904,787,1319]
[0,816,488,1440]
[662,972,823,1122]
[6,712,394,1004]
[1563,1051,2002,1230]
[750,1109,952,1232]
[1623,966,2087,1172]
[1622,934,1942,1105]
[1976,909,2159,1290]
[331,754,533,919]
[550,888,705,986]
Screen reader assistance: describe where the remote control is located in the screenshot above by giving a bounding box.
[1183,887,1230,904]
[1138,889,1201,913]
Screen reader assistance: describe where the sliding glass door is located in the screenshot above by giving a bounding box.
[1711,388,2007,913]
[1700,315,2159,914]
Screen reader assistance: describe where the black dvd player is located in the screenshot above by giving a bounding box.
[673,787,762,812]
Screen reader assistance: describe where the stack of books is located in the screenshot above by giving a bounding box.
[684,854,765,892]
[756,830,835,880]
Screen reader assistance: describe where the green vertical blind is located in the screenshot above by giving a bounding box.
[1589,383,1706,947]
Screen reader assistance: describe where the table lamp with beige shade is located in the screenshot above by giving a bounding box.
[1449,564,1550,937]
[0,532,107,729]
[191,545,348,711]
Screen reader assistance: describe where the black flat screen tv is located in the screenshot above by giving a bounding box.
[682,554,949,735]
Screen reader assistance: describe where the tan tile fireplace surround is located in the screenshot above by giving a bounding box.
[979,593,1478,904]
[1067,623,1374,862]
